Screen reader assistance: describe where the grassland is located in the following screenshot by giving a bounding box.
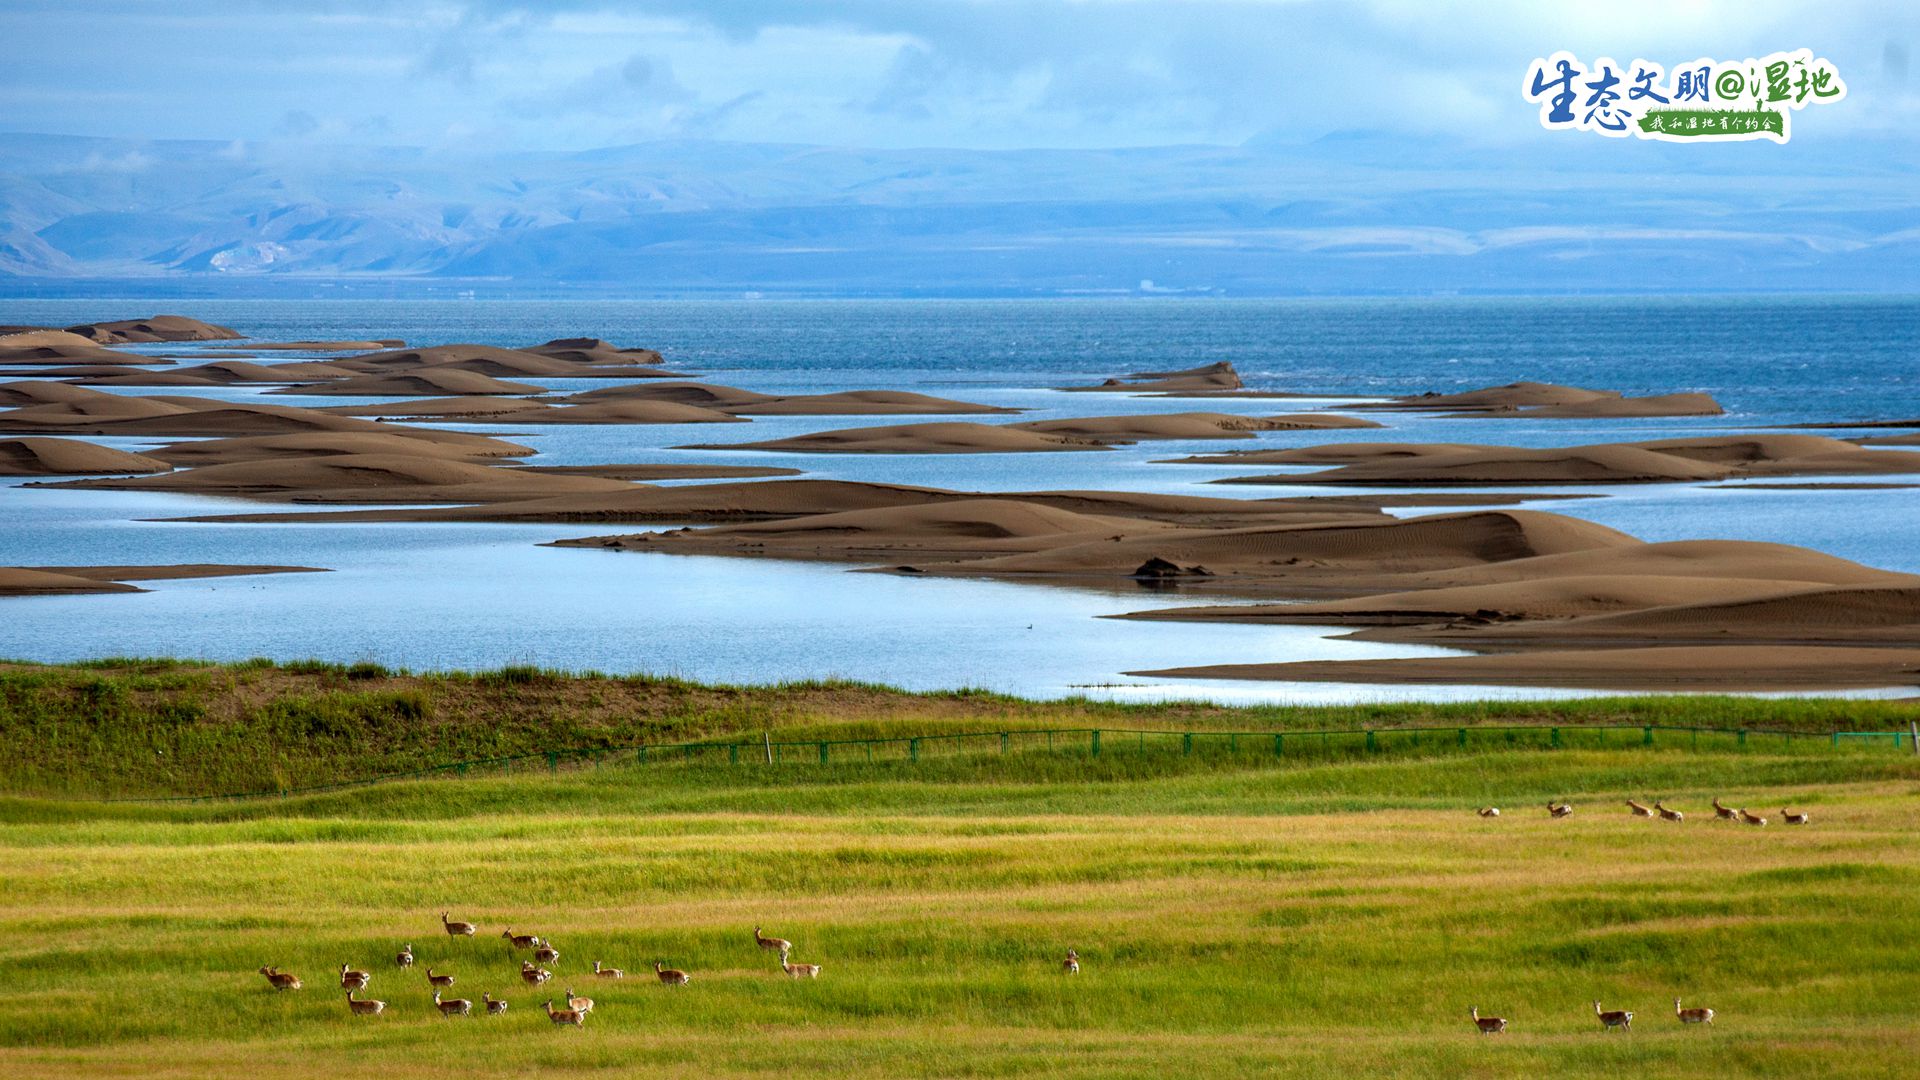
[0,661,1916,1077]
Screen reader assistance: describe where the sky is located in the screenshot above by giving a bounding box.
[0,0,1914,152]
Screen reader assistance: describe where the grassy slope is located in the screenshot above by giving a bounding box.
[1,662,1917,1077]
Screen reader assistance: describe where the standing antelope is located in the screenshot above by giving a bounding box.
[1594,1001,1633,1032]
[755,927,792,954]
[1626,799,1654,818]
[442,912,476,937]
[345,991,386,1015]
[593,960,624,979]
[1548,802,1573,819]
[1469,1006,1506,1034]
[1712,797,1739,821]
[340,963,371,991]
[502,929,542,949]
[566,988,595,1013]
[426,968,455,989]
[395,943,415,968]
[1675,998,1714,1025]
[545,999,586,1026]
[520,961,552,987]
[1782,807,1810,825]
[1739,809,1769,827]
[432,989,471,1017]
[779,949,821,978]
[259,966,302,991]
[1476,806,1500,818]
[483,992,509,1015]
[1062,948,1079,975]
[533,944,560,965]
[1655,801,1684,823]
[655,961,690,985]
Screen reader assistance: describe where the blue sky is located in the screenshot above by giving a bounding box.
[1,1,1913,151]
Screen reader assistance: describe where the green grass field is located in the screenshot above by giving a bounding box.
[1,662,1916,1077]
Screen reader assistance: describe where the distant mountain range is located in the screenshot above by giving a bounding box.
[2,130,1916,297]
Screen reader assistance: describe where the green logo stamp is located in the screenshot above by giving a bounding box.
[1524,50,1845,144]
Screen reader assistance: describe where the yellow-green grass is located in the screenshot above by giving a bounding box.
[2,743,1918,1078]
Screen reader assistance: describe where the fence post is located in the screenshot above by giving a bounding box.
[1458,728,1467,748]
[1091,730,1102,757]
[819,742,829,765]
[1643,726,1653,746]
[730,743,739,765]
[1183,733,1193,756]
[1737,730,1746,748]
[547,752,558,774]
[1911,721,1919,756]
[1365,730,1376,752]
[1551,727,1561,748]
[910,738,920,762]
[1001,732,1009,754]
[1273,733,1283,756]
[1832,731,1839,747]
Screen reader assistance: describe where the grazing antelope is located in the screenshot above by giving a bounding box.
[340,963,371,991]
[655,961,690,986]
[259,966,302,991]
[483,992,509,1015]
[395,943,414,968]
[1626,799,1654,818]
[593,960,624,979]
[545,999,586,1026]
[780,950,822,979]
[533,944,560,965]
[566,988,595,1013]
[1712,797,1739,821]
[1062,948,1079,975]
[426,967,455,989]
[1655,801,1684,823]
[1782,807,1810,826]
[432,989,471,1017]
[442,912,476,937]
[520,961,552,987]
[1548,801,1573,819]
[1594,1001,1633,1032]
[1469,1006,1506,1034]
[345,990,386,1016]
[1476,806,1500,818]
[1675,998,1714,1025]
[1739,809,1769,827]
[754,926,792,954]
[502,929,542,949]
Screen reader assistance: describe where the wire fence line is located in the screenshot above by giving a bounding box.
[94,722,1919,805]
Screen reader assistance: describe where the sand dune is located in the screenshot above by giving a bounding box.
[148,431,533,467]
[42,453,635,504]
[213,340,405,351]
[524,337,666,365]
[1368,539,1916,592]
[59,316,241,343]
[0,381,131,407]
[510,463,801,481]
[269,369,547,397]
[1010,412,1378,441]
[565,382,776,409]
[0,437,173,476]
[0,335,169,366]
[1359,382,1621,410]
[1216,445,1732,486]
[0,390,200,427]
[388,399,747,425]
[0,393,527,452]
[0,568,142,595]
[681,421,1109,454]
[1496,392,1724,419]
[317,397,554,419]
[335,344,678,380]
[1129,645,1920,690]
[0,563,325,597]
[70,360,334,386]
[1060,362,1245,394]
[563,382,1015,416]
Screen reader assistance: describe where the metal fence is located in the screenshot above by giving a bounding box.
[102,722,1918,805]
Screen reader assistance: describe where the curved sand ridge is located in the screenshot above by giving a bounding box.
[59,316,241,343]
[523,337,666,365]
[335,344,679,380]
[1060,362,1245,394]
[268,369,548,397]
[40,453,636,504]
[147,431,534,466]
[0,564,325,597]
[1011,412,1379,441]
[1354,381,1723,418]
[563,382,1016,416]
[0,437,173,476]
[65,360,335,386]
[682,421,1111,454]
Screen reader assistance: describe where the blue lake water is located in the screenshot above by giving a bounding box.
[1,296,1916,701]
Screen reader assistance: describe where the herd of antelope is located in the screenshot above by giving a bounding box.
[1469,998,1716,1035]
[256,914,829,1023]
[1476,797,1810,827]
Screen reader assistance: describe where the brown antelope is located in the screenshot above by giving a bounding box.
[1062,948,1079,975]
[345,990,385,1015]
[1476,806,1500,818]
[533,944,560,965]
[755,926,792,953]
[432,989,471,1017]
[395,943,415,968]
[1594,1001,1633,1031]
[1469,1006,1506,1034]
[1782,807,1810,825]
[545,999,586,1026]
[1739,809,1769,827]
[1626,799,1654,818]
[1548,801,1573,819]
[1675,998,1714,1025]
[520,961,552,987]
[502,929,542,949]
[426,967,455,989]
[259,966,302,991]
[340,963,371,991]
[1712,797,1739,821]
[442,912,476,937]
[483,992,509,1015]
[593,960,624,979]
[780,949,821,979]
[1655,801,1684,823]
[655,961,690,986]
[566,988,595,1013]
